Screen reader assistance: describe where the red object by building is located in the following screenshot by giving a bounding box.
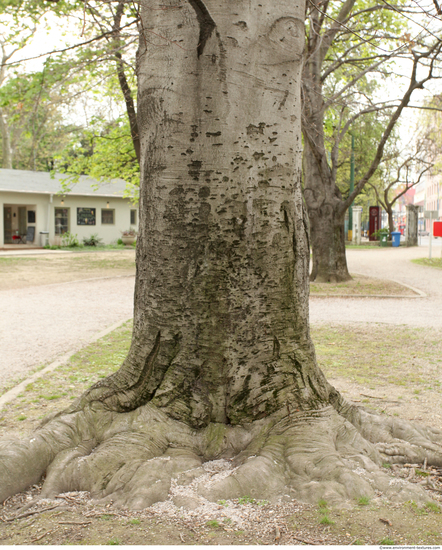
[369,206,381,241]
[434,221,442,237]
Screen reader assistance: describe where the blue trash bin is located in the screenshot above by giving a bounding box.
[391,231,401,247]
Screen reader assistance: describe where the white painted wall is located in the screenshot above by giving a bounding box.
[1,191,138,246]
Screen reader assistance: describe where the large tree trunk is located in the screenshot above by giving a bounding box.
[130,0,314,429]
[0,0,441,510]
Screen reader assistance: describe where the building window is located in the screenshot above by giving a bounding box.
[130,209,137,225]
[55,208,69,235]
[101,209,115,224]
[77,207,96,225]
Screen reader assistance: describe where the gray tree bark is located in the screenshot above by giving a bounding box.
[0,108,12,169]
[302,136,350,282]
[301,1,352,283]
[0,0,441,510]
[406,205,419,246]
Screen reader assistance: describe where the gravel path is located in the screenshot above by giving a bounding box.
[1,276,135,389]
[310,244,442,328]
[2,243,440,390]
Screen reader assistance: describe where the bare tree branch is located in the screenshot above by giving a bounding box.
[340,41,442,214]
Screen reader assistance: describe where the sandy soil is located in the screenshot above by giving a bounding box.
[1,465,441,546]
[310,273,418,296]
[0,250,135,290]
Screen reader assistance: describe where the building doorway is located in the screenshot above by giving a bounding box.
[3,205,37,245]
[3,206,12,243]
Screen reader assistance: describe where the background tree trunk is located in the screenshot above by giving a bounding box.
[302,82,351,282]
[387,207,395,236]
[0,108,12,169]
[112,1,140,163]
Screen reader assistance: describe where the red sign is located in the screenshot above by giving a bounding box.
[369,206,381,241]
[434,221,442,237]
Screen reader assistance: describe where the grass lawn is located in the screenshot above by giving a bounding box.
[44,243,136,252]
[0,321,441,545]
[312,324,441,390]
[412,258,442,269]
[1,321,440,436]
[345,244,380,249]
[310,274,416,296]
[0,321,133,437]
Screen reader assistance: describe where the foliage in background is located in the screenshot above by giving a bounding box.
[316,0,406,188]
[61,231,79,247]
[417,94,442,170]
[326,108,400,227]
[0,60,82,171]
[303,0,442,281]
[83,233,103,247]
[0,0,82,168]
[54,114,139,202]
[1,0,140,200]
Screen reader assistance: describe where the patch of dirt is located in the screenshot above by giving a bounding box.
[1,474,441,546]
[0,250,135,290]
[312,324,442,431]
[310,274,418,297]
[331,376,442,433]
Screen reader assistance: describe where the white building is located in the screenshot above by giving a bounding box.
[413,172,441,232]
[425,174,441,216]
[414,178,426,209]
[0,169,138,247]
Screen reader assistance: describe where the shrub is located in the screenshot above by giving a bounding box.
[83,234,103,247]
[61,232,80,247]
[318,499,328,509]
[425,502,440,512]
[372,227,390,240]
[319,514,334,525]
[379,537,395,545]
[238,496,256,505]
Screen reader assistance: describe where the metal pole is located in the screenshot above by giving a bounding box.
[348,134,355,240]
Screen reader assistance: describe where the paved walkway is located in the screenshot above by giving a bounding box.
[310,244,442,328]
[2,243,440,390]
[0,276,135,389]
[0,249,72,256]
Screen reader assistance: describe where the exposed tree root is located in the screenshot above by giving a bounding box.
[1,392,441,509]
